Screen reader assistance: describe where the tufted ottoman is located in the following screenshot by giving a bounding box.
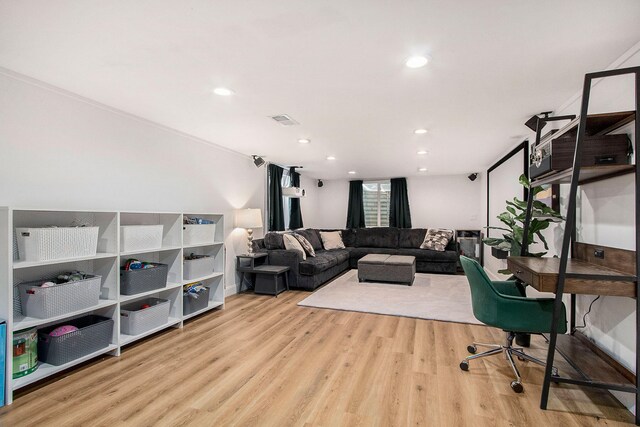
[357,254,416,285]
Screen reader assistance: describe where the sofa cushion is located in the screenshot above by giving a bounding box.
[283,233,306,260]
[319,230,346,250]
[264,232,286,250]
[420,228,454,252]
[299,249,350,276]
[341,229,357,247]
[293,233,316,257]
[396,248,458,263]
[355,227,400,248]
[399,228,428,248]
[295,229,323,251]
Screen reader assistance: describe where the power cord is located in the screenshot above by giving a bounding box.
[574,296,600,329]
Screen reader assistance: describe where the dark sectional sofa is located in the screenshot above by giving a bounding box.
[253,227,458,291]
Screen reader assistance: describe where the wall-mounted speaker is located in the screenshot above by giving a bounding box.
[252,155,265,168]
[317,179,324,188]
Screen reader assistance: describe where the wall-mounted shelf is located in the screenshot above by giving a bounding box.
[0,208,226,405]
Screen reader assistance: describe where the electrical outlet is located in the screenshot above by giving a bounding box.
[594,249,605,259]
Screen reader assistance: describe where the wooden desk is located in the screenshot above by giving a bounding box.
[507,256,637,297]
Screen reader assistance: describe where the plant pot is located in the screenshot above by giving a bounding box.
[491,247,509,260]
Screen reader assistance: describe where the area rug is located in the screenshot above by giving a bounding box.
[298,269,481,324]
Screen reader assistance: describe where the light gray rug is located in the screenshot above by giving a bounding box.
[298,269,481,325]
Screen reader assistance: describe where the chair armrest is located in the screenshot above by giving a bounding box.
[492,280,526,297]
[497,295,567,334]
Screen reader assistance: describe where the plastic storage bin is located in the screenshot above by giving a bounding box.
[183,224,216,246]
[17,275,101,319]
[183,255,215,280]
[120,225,164,253]
[38,315,113,366]
[15,226,99,262]
[183,286,210,316]
[120,263,168,295]
[120,298,171,336]
[12,328,38,379]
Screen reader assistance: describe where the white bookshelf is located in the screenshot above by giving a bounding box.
[0,208,225,405]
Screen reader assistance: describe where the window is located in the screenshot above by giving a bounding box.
[363,181,390,227]
[282,169,291,229]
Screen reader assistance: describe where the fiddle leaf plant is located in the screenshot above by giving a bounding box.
[483,174,563,273]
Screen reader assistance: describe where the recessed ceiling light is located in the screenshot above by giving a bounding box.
[213,87,234,96]
[418,167,427,172]
[406,55,430,68]
[326,156,336,161]
[298,139,310,144]
[348,171,356,175]
[414,128,428,135]
[417,150,428,155]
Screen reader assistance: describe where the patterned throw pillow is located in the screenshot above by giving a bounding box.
[420,228,454,252]
[293,233,316,257]
[283,233,306,260]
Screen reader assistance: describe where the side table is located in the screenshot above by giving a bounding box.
[236,253,268,292]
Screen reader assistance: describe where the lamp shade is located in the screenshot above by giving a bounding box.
[235,208,263,229]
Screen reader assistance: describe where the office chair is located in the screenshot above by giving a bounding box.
[459,256,567,393]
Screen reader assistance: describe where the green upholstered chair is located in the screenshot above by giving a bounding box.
[459,256,567,393]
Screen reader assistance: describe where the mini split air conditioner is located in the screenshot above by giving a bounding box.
[282,187,306,198]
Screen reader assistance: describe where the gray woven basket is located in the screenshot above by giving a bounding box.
[183,287,210,316]
[120,263,168,295]
[120,298,170,335]
[38,315,113,366]
[18,275,101,319]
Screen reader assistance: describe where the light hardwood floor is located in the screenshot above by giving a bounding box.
[0,290,634,426]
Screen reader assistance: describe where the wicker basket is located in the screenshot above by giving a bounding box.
[120,298,170,336]
[120,225,163,253]
[37,315,113,366]
[15,227,99,262]
[18,275,102,319]
[183,255,215,280]
[183,224,216,246]
[183,287,210,316]
[120,263,168,295]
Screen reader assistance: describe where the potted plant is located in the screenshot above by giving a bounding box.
[484,174,563,273]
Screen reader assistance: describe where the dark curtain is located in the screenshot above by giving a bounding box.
[390,177,412,228]
[289,167,304,229]
[268,164,285,231]
[346,180,366,228]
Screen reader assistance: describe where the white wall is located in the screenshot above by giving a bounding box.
[484,147,526,278]
[301,174,485,231]
[0,70,265,296]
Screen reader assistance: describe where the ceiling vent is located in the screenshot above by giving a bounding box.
[270,114,299,126]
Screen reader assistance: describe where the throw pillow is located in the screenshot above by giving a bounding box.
[283,233,306,260]
[293,233,316,257]
[319,231,346,250]
[420,228,454,252]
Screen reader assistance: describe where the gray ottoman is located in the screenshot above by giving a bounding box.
[358,254,416,285]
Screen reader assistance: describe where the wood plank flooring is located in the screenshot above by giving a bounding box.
[0,290,634,426]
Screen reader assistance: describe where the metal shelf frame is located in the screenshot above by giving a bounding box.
[519,66,640,424]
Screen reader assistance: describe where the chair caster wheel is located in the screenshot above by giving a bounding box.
[510,381,523,393]
[517,355,526,361]
[467,345,477,354]
[459,360,469,371]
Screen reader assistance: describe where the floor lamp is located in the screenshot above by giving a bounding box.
[235,208,263,254]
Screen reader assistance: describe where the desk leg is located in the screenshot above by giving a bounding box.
[570,294,576,333]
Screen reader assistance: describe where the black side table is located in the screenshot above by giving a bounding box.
[237,253,268,292]
[252,265,290,297]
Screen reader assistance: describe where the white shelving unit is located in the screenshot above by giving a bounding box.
[0,208,225,405]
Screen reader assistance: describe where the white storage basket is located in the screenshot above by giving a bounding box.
[120,225,164,252]
[120,298,170,336]
[15,226,99,262]
[183,224,216,246]
[183,255,215,280]
[18,275,102,319]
